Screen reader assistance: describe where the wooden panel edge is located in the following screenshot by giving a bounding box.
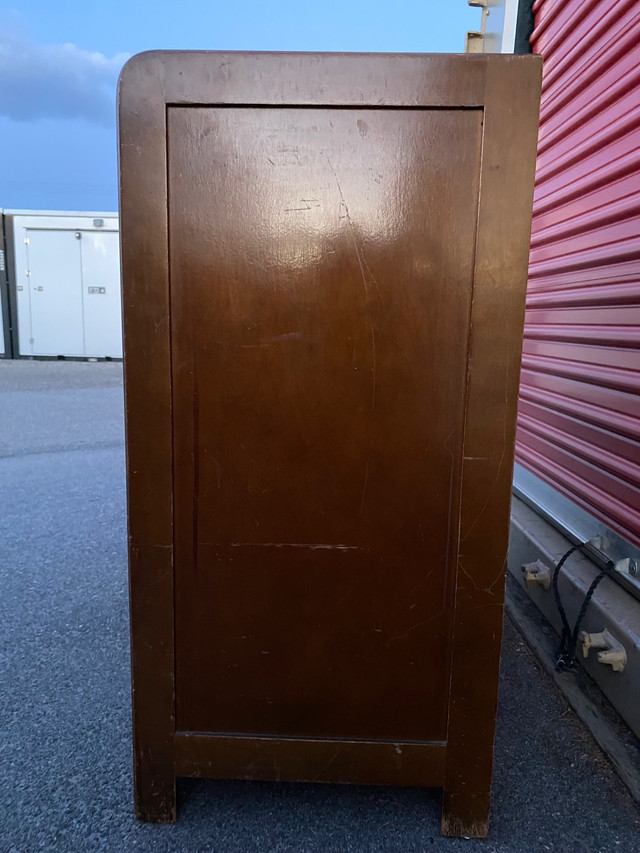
[119,55,177,823]
[441,55,543,839]
[118,51,536,108]
[174,734,446,787]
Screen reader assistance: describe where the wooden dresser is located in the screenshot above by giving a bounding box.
[119,50,541,837]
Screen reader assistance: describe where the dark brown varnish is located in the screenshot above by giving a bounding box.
[118,51,541,837]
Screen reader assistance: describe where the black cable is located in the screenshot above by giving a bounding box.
[551,543,582,671]
[552,542,616,671]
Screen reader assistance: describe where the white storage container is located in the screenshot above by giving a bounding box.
[9,211,122,358]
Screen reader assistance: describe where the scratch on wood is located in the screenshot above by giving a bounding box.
[441,814,489,839]
[443,429,455,583]
[457,557,506,597]
[285,198,320,212]
[326,155,377,408]
[360,456,370,515]
[228,542,362,551]
[484,558,508,596]
[389,607,445,642]
[192,376,200,570]
[461,361,510,542]
[457,559,481,592]
[240,332,303,348]
[369,325,377,408]
[211,457,221,490]
[316,749,341,779]
[360,249,383,300]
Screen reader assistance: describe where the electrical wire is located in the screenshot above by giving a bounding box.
[552,542,615,672]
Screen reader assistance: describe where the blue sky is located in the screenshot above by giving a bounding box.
[0,1,480,212]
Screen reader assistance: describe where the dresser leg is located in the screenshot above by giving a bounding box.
[441,789,491,838]
[134,762,177,823]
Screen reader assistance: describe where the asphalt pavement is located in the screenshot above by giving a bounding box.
[1,360,639,852]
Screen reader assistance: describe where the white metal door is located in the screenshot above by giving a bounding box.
[26,229,84,356]
[80,231,122,357]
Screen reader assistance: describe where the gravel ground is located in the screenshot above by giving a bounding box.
[1,360,638,853]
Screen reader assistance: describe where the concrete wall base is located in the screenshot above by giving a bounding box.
[508,496,640,740]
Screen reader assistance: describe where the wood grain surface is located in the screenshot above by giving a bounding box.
[119,51,542,836]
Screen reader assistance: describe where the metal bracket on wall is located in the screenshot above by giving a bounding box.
[589,537,638,578]
[579,629,627,673]
[521,560,551,591]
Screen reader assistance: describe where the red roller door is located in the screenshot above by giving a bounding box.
[516,0,640,549]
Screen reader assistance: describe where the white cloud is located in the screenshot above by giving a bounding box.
[0,33,129,126]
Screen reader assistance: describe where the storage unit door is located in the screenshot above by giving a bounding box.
[80,230,123,358]
[517,0,640,549]
[25,229,84,357]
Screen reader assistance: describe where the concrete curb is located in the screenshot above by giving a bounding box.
[505,577,640,805]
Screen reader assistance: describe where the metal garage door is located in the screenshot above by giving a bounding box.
[516,0,640,552]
